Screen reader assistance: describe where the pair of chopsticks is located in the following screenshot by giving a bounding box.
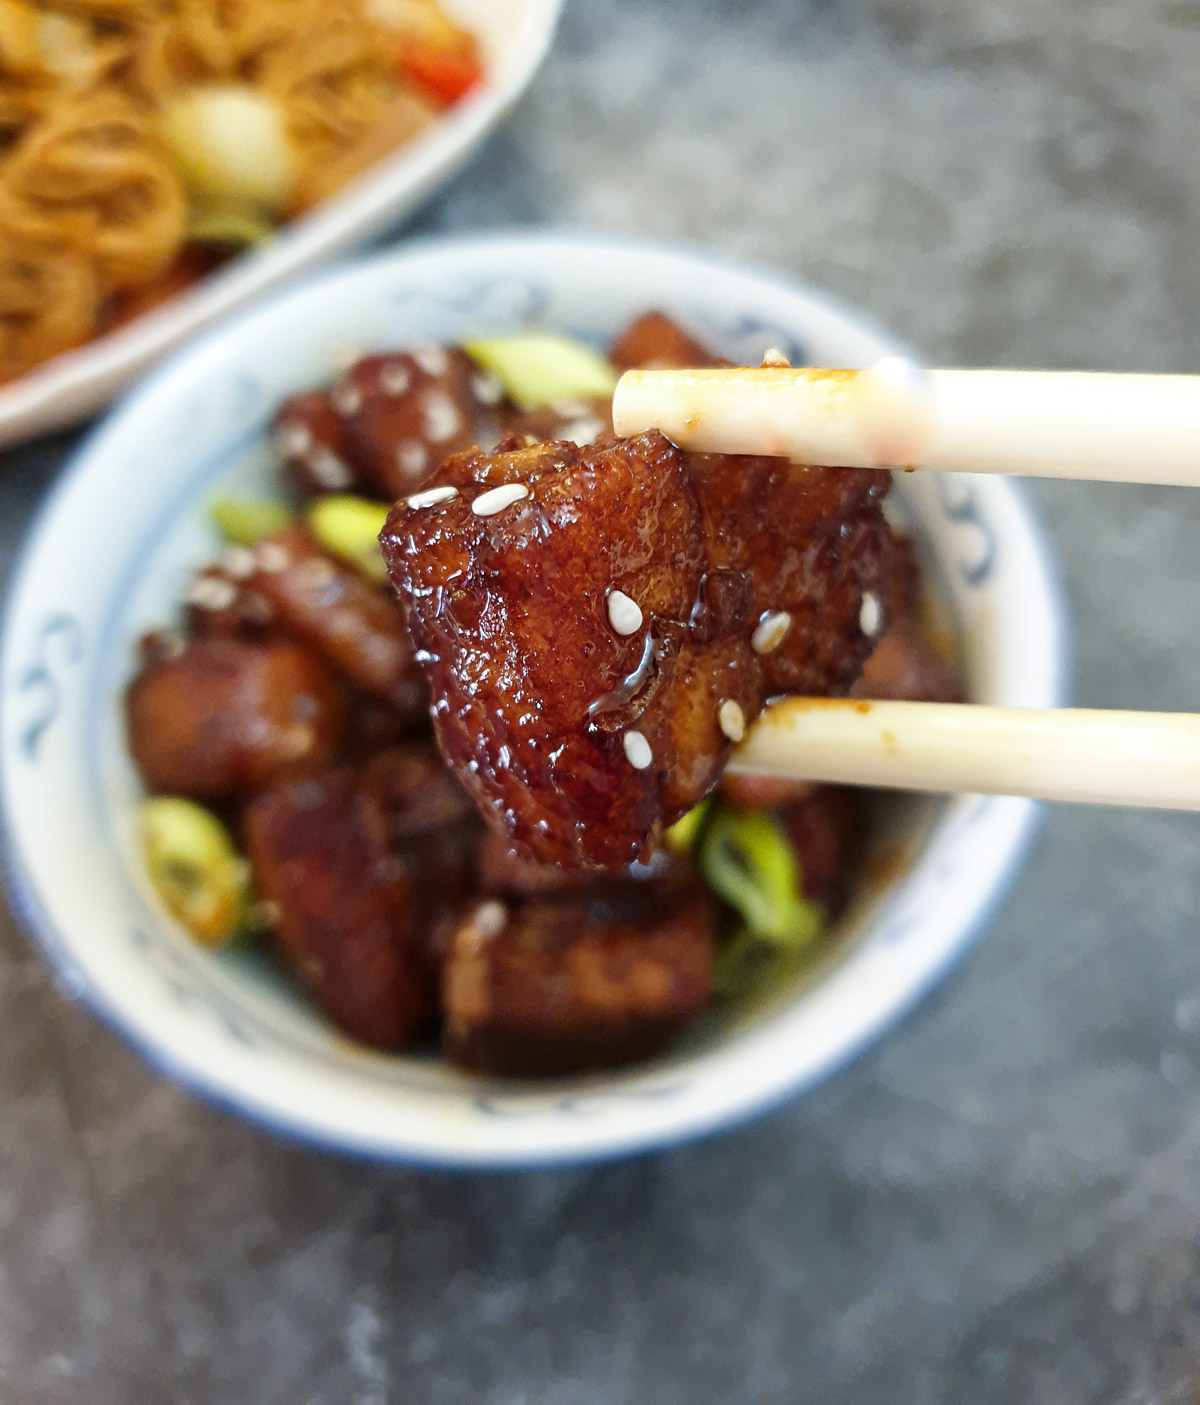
[612,361,1200,812]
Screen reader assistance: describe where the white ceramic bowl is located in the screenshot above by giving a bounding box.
[0,0,562,450]
[0,235,1067,1167]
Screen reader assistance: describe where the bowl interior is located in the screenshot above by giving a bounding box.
[0,236,1066,1165]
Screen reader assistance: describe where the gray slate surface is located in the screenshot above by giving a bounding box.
[3,0,1200,1399]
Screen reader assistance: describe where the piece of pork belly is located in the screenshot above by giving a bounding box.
[271,390,364,497]
[244,765,452,1049]
[381,430,892,869]
[851,537,962,704]
[127,638,345,799]
[499,395,613,450]
[442,885,715,1077]
[327,349,502,500]
[358,743,480,963]
[609,311,725,372]
[245,526,426,723]
[777,786,863,921]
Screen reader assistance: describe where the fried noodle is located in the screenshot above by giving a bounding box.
[0,0,467,381]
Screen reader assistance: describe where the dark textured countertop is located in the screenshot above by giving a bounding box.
[3,1,1200,1399]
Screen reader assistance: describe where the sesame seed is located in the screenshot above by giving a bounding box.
[379,363,411,396]
[562,415,605,446]
[423,390,462,443]
[220,545,257,580]
[251,899,282,929]
[751,610,792,655]
[718,700,746,743]
[396,439,428,476]
[254,542,290,574]
[761,347,791,368]
[414,347,449,377]
[298,557,337,590]
[623,730,653,770]
[607,589,643,636]
[185,574,237,611]
[407,485,459,509]
[280,724,315,758]
[274,421,312,458]
[374,855,407,884]
[332,381,362,417]
[472,483,529,516]
[472,373,503,405]
[307,447,353,490]
[474,900,507,938]
[860,590,882,637]
[240,592,274,626]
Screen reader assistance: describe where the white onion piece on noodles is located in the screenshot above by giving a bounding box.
[162,85,297,213]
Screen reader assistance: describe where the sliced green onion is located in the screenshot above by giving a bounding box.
[699,805,823,949]
[210,496,292,545]
[187,200,276,249]
[462,333,618,411]
[665,797,713,854]
[714,927,816,1003]
[142,796,249,947]
[305,494,389,584]
[713,927,768,999]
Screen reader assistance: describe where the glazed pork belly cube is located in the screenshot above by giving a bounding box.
[777,786,862,921]
[475,829,598,898]
[718,772,817,812]
[381,430,892,869]
[442,885,716,1077]
[127,637,344,798]
[851,537,962,704]
[245,749,477,1049]
[271,390,364,497]
[358,743,480,946]
[326,348,502,499]
[499,396,613,450]
[246,770,430,1049]
[244,526,427,725]
[609,311,726,371]
[476,828,682,898]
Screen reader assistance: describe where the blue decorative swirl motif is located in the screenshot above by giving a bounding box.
[389,276,551,338]
[129,927,257,1048]
[17,613,84,762]
[474,1080,686,1118]
[935,474,996,587]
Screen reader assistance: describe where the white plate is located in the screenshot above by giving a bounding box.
[0,235,1068,1167]
[0,0,562,450]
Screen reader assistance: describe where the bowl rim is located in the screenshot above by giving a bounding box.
[0,232,1071,1167]
[0,0,564,450]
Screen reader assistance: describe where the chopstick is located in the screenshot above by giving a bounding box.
[730,699,1200,810]
[613,360,1200,808]
[612,364,1200,485]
